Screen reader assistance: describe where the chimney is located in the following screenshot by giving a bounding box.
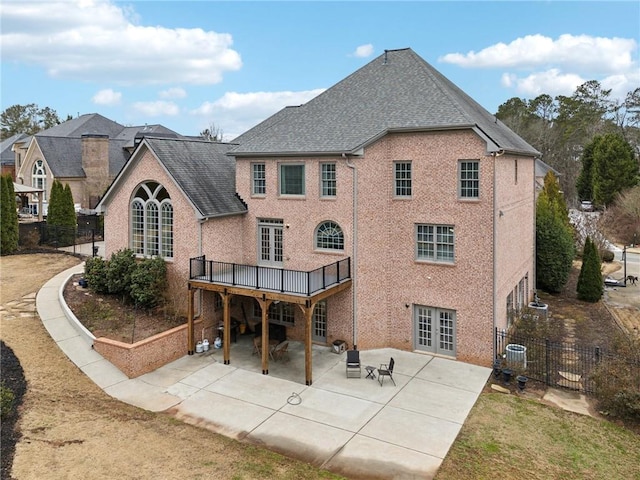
[81,134,109,208]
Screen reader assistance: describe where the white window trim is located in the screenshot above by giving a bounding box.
[320,162,337,198]
[394,161,412,198]
[278,163,306,197]
[416,224,455,264]
[130,182,173,259]
[314,220,345,251]
[251,162,266,196]
[458,159,480,200]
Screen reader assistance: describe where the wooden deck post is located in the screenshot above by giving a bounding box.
[187,285,195,355]
[299,302,316,386]
[222,292,231,365]
[256,297,273,375]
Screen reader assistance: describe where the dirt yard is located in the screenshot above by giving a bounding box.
[63,273,184,343]
[0,253,336,480]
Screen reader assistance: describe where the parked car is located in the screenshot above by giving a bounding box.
[580,201,594,212]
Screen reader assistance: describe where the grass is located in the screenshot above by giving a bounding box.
[435,393,640,480]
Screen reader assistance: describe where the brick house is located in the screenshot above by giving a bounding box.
[11,113,182,214]
[98,48,539,385]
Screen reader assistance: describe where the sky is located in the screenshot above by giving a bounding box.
[1,0,639,140]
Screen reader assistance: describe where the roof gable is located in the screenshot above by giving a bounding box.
[99,137,247,219]
[232,48,539,157]
[34,136,130,178]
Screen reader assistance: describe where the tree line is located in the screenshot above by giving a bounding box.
[496,81,640,205]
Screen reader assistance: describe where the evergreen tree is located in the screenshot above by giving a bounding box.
[536,172,575,293]
[47,180,63,227]
[1,175,19,254]
[46,180,76,246]
[576,140,595,201]
[577,236,603,302]
[592,133,639,207]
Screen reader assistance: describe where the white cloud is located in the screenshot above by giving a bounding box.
[352,44,374,58]
[443,34,638,102]
[92,88,121,106]
[132,101,179,116]
[440,34,637,73]
[159,87,187,99]
[0,0,242,85]
[500,69,585,98]
[191,89,325,140]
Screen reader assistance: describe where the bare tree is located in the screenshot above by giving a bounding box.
[199,122,224,142]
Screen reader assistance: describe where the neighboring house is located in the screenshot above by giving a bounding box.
[12,113,182,213]
[535,158,561,194]
[98,48,539,385]
[0,133,28,178]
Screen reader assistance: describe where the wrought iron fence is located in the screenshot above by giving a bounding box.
[495,327,609,395]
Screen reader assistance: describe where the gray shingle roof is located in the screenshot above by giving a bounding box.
[143,137,247,218]
[37,113,125,138]
[0,133,28,165]
[35,136,130,178]
[232,48,539,157]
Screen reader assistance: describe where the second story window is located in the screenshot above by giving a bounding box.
[252,163,266,195]
[459,160,479,199]
[416,224,455,264]
[32,159,47,200]
[315,221,344,251]
[130,181,173,259]
[279,163,305,196]
[320,163,336,197]
[394,161,412,197]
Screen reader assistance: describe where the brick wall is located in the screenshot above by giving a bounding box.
[93,319,202,378]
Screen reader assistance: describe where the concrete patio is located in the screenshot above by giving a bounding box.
[38,263,491,479]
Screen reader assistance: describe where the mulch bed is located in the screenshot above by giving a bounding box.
[1,341,27,480]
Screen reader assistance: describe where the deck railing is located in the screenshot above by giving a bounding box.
[189,256,351,296]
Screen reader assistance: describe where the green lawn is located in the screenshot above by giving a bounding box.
[435,393,640,480]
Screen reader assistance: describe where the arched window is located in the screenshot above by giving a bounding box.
[130,182,173,258]
[32,160,46,200]
[315,221,344,251]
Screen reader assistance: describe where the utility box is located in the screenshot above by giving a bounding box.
[332,340,347,354]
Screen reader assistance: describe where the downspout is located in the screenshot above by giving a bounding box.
[491,150,501,361]
[344,153,358,350]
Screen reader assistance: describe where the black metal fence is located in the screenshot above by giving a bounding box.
[18,215,103,253]
[495,328,607,395]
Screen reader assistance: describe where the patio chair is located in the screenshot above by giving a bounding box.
[378,357,396,386]
[252,336,262,356]
[346,349,361,378]
[272,341,289,362]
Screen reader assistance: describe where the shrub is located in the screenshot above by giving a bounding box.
[130,256,167,310]
[1,175,18,255]
[592,334,640,420]
[0,382,15,418]
[84,256,109,293]
[577,236,603,302]
[601,249,615,262]
[107,249,136,299]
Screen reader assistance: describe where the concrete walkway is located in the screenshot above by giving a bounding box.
[36,262,491,479]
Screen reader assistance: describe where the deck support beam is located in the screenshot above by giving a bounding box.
[187,286,195,355]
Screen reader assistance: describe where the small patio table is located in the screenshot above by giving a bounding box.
[365,365,376,380]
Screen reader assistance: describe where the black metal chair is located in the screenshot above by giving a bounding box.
[346,349,361,378]
[378,357,396,386]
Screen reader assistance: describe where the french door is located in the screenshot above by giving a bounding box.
[312,301,327,343]
[414,305,456,356]
[257,219,283,267]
